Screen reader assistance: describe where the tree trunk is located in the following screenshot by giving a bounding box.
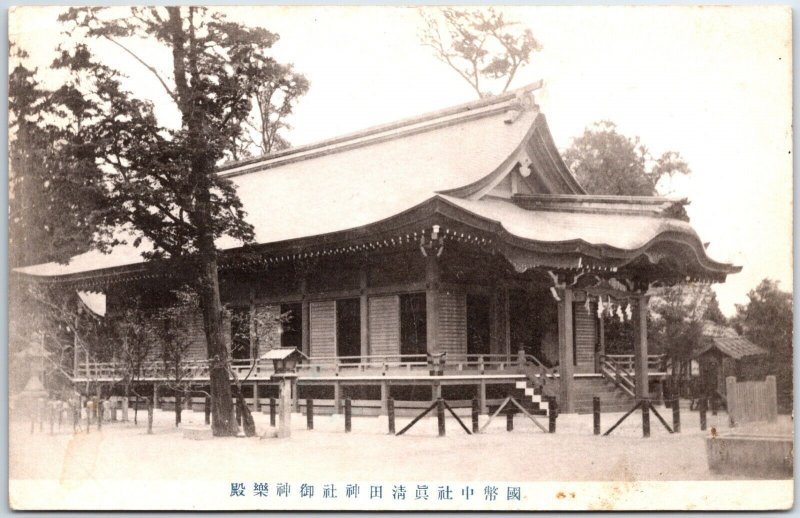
[166,5,237,437]
[147,397,153,435]
[197,255,238,436]
[235,386,256,437]
[175,391,182,427]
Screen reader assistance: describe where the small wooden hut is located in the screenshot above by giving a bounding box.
[696,322,768,399]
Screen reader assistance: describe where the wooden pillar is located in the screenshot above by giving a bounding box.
[252,382,260,412]
[596,311,606,373]
[557,287,575,413]
[503,285,511,360]
[248,285,257,359]
[301,278,310,357]
[489,282,510,358]
[425,254,440,354]
[360,269,369,358]
[380,381,388,414]
[73,315,80,378]
[334,381,341,414]
[633,294,650,400]
[432,381,442,400]
[479,379,487,414]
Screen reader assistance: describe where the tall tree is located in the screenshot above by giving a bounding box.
[732,279,793,410]
[419,7,541,98]
[8,46,111,268]
[563,121,690,196]
[51,6,301,436]
[229,64,309,160]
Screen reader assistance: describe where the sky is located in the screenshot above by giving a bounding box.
[9,6,793,315]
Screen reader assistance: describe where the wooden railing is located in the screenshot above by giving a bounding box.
[74,352,540,381]
[599,357,635,397]
[602,354,667,373]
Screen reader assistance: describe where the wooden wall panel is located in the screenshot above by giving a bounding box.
[310,300,336,357]
[368,295,400,356]
[438,290,467,357]
[573,302,597,372]
[155,310,207,362]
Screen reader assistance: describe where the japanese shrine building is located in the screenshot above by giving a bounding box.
[15,83,740,414]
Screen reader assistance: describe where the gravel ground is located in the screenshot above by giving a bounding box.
[12,404,784,483]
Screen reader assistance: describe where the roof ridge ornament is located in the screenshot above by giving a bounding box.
[504,80,542,124]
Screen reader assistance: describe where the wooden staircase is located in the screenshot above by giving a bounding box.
[510,380,550,416]
[574,376,637,414]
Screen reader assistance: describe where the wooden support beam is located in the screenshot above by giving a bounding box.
[360,269,369,357]
[479,378,488,414]
[300,278,310,357]
[557,287,575,413]
[597,311,606,373]
[249,285,257,358]
[503,284,511,360]
[334,380,342,414]
[380,380,388,414]
[425,254,440,354]
[489,285,501,356]
[633,294,650,399]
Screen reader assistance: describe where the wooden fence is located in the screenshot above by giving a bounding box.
[726,375,778,427]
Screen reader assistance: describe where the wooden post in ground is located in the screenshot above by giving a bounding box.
[479,379,487,415]
[699,397,707,431]
[641,399,651,438]
[252,383,260,412]
[471,398,479,433]
[548,397,557,433]
[672,398,681,433]
[557,287,575,413]
[593,397,601,435]
[306,399,314,430]
[204,396,211,425]
[437,398,445,437]
[633,295,650,400]
[147,397,153,434]
[506,411,514,431]
[86,399,92,433]
[345,398,352,433]
[387,398,396,434]
[433,381,442,400]
[269,398,276,427]
[380,381,388,414]
[153,384,161,410]
[333,382,341,414]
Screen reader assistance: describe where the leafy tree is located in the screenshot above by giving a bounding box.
[419,7,541,98]
[649,285,708,393]
[8,46,111,269]
[48,6,303,436]
[563,121,690,196]
[703,290,727,326]
[109,302,158,425]
[732,279,793,410]
[229,65,309,160]
[9,285,111,396]
[154,287,196,427]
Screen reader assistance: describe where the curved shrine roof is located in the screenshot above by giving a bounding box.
[14,84,739,282]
